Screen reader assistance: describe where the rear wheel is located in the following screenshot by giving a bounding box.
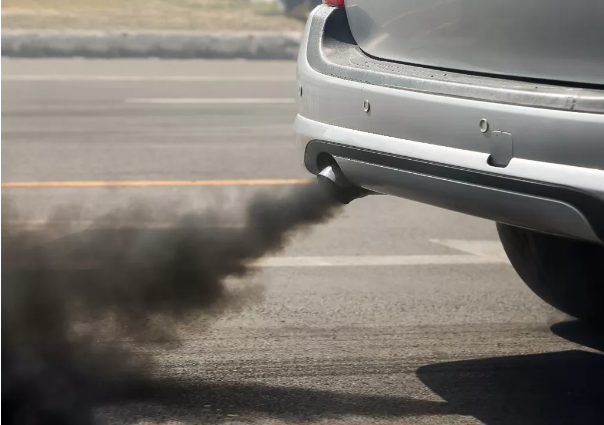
[497,223,604,325]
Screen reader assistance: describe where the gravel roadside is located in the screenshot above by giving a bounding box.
[2,0,306,59]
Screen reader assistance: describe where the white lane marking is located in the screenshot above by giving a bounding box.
[430,239,509,262]
[125,98,295,105]
[6,255,509,270]
[3,222,509,267]
[255,254,509,267]
[2,75,295,82]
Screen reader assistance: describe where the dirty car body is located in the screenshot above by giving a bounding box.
[294,1,604,323]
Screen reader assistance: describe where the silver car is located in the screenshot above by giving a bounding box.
[294,1,604,324]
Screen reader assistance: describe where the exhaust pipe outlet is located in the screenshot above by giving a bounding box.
[317,164,369,204]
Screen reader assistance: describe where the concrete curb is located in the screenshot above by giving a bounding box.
[2,31,302,59]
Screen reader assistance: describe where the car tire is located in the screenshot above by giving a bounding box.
[497,223,604,325]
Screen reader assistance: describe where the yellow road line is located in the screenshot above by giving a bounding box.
[1,179,311,188]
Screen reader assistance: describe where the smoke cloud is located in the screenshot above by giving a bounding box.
[2,183,341,425]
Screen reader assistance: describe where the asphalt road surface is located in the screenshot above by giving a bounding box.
[3,59,603,425]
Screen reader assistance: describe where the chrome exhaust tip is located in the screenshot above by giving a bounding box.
[316,164,369,204]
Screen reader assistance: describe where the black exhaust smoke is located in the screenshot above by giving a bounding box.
[1,183,342,425]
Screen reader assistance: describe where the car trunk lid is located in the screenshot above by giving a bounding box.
[344,0,604,86]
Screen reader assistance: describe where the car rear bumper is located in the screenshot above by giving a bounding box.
[295,6,604,244]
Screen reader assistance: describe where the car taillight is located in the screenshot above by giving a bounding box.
[323,0,345,7]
